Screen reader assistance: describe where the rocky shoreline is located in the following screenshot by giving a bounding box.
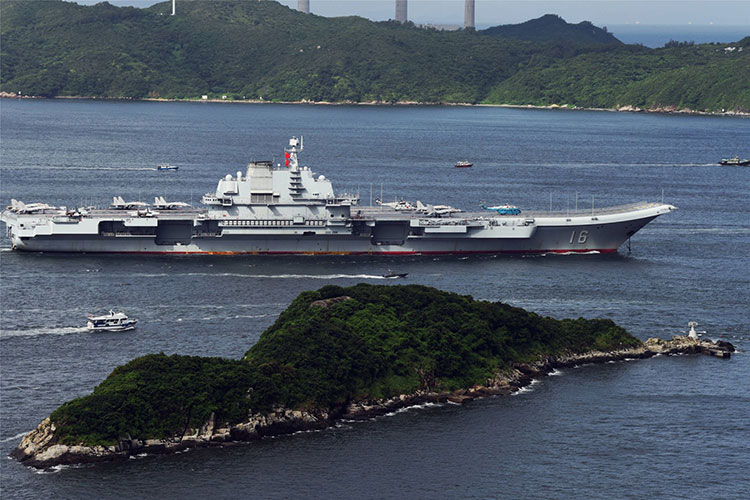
[11,335,733,469]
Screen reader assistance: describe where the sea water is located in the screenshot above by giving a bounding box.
[1,100,748,499]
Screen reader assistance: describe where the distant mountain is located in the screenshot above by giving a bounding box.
[482,14,621,45]
[1,1,747,112]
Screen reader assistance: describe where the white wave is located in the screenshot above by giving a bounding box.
[193,313,273,320]
[185,272,386,280]
[32,467,62,475]
[1,164,155,172]
[138,303,281,310]
[0,431,28,443]
[532,162,715,168]
[550,250,601,256]
[0,326,88,339]
[32,463,87,474]
[291,427,325,436]
[648,227,750,236]
[512,378,541,395]
[548,369,563,376]
[383,402,442,417]
[683,228,750,235]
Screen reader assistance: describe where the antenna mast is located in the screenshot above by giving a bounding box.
[284,137,303,171]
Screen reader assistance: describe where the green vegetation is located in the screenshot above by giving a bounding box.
[50,355,254,446]
[50,284,640,446]
[1,1,747,111]
[482,14,620,44]
[486,41,750,111]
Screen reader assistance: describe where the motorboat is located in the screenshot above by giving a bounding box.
[87,311,137,332]
[718,157,750,166]
[454,161,473,168]
[157,164,179,171]
[383,269,408,279]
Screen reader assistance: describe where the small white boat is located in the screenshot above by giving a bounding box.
[157,164,179,171]
[87,311,137,332]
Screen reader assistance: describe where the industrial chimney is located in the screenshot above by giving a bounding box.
[464,0,475,29]
[395,0,407,23]
[297,0,309,14]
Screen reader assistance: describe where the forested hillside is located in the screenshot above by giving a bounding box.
[1,0,748,112]
[49,284,639,446]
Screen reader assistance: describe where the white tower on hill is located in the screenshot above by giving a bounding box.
[395,0,407,23]
[464,0,475,29]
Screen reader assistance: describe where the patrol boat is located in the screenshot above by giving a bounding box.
[1,137,676,255]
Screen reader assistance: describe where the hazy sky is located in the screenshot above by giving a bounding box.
[73,1,750,27]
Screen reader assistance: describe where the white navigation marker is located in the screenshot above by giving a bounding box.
[687,321,706,339]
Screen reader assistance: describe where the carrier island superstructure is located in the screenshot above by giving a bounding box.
[1,137,676,255]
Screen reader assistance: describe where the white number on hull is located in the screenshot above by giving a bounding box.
[569,230,589,244]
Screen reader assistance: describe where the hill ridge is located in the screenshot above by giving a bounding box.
[1,0,748,112]
[481,13,621,44]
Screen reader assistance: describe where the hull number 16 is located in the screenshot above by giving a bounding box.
[569,230,589,244]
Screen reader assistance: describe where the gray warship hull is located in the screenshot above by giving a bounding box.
[2,206,668,255]
[1,137,676,256]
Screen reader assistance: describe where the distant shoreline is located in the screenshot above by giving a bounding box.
[2,92,748,117]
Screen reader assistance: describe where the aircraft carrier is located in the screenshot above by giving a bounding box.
[1,137,676,255]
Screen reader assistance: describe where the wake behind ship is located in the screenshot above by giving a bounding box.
[1,137,676,255]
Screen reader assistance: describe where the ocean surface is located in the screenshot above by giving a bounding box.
[607,25,749,48]
[0,100,748,499]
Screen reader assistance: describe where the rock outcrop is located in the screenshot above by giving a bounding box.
[309,296,353,309]
[11,335,733,468]
[12,408,333,469]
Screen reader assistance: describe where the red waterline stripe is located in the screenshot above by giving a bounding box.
[21,248,618,255]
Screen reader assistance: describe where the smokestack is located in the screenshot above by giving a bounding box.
[395,0,407,23]
[464,0,475,29]
[297,0,309,14]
